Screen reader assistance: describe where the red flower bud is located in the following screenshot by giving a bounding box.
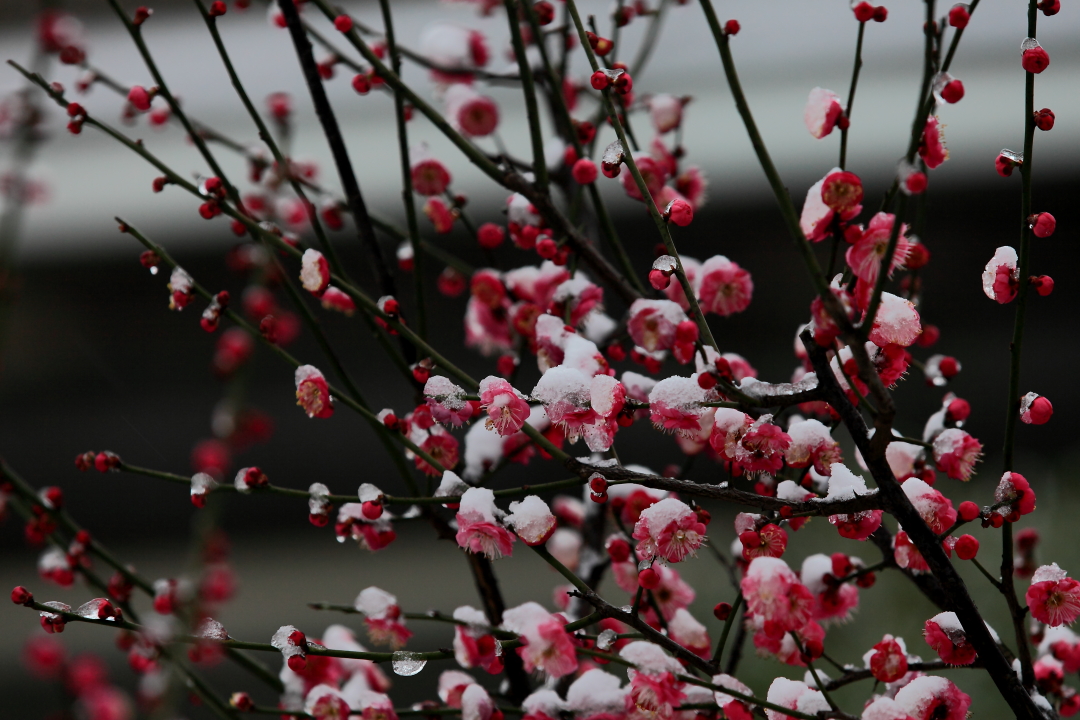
[1031,275,1054,297]
[11,586,33,605]
[590,70,610,90]
[724,19,740,35]
[940,80,964,104]
[208,1,227,16]
[1038,0,1060,16]
[133,7,153,25]
[572,158,598,185]
[1031,212,1056,238]
[638,567,660,589]
[648,269,671,291]
[853,1,875,22]
[334,15,353,32]
[230,692,255,711]
[361,500,383,520]
[958,501,980,522]
[697,372,717,390]
[955,534,980,560]
[352,73,371,95]
[938,356,959,379]
[476,223,505,250]
[873,6,888,21]
[948,4,970,28]
[128,86,152,112]
[607,538,631,563]
[1034,108,1055,131]
[536,237,558,260]
[533,2,555,26]
[713,602,732,621]
[1022,45,1050,74]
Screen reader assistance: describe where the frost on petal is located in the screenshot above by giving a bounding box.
[869,293,922,348]
[505,496,556,546]
[800,174,834,243]
[982,246,1019,304]
[804,88,843,140]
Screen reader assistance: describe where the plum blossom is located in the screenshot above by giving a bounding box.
[982,246,1019,304]
[846,213,911,285]
[737,514,788,560]
[627,299,688,352]
[785,419,841,475]
[1027,564,1080,627]
[504,495,556,546]
[866,635,909,683]
[461,684,494,720]
[993,471,1037,520]
[632,498,707,563]
[444,83,498,137]
[903,477,957,533]
[502,602,578,678]
[648,376,705,438]
[893,675,971,720]
[410,147,452,196]
[531,366,596,442]
[620,642,686,720]
[868,293,922,348]
[918,116,949,169]
[696,256,753,317]
[438,670,477,707]
[455,487,514,560]
[646,94,684,133]
[355,587,412,649]
[923,611,976,665]
[300,249,330,295]
[733,415,791,477]
[712,674,754,720]
[295,365,334,419]
[804,88,843,139]
[478,376,530,436]
[932,428,982,481]
[741,557,814,640]
[764,677,829,720]
[424,376,472,427]
[667,608,711,658]
[801,553,859,623]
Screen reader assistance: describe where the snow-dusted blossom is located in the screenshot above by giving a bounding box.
[993,471,1037,520]
[696,256,753,317]
[632,498,707,563]
[733,415,791,477]
[932,428,982,481]
[648,376,705,437]
[627,299,688,353]
[336,502,397,551]
[504,495,556,546]
[804,87,843,139]
[296,365,334,419]
[923,611,976,665]
[438,670,478,708]
[168,267,194,310]
[1020,392,1054,425]
[190,472,217,508]
[741,557,814,640]
[646,94,685,134]
[822,463,883,540]
[1027,564,1080,627]
[272,625,309,672]
[982,246,1019,304]
[868,293,922,348]
[300,249,330,295]
[711,673,754,720]
[550,276,604,328]
[355,587,411,649]
[410,148,452,196]
[424,376,472,427]
[306,685,351,720]
[764,677,828,720]
[444,83,499,137]
[785,419,841,475]
[737,513,788,560]
[502,602,577,678]
[866,635,909,683]
[455,487,515,560]
[531,366,596,442]
[620,642,686,720]
[451,606,502,673]
[893,675,971,720]
[461,683,495,720]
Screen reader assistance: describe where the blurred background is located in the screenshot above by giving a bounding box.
[1,0,1078,717]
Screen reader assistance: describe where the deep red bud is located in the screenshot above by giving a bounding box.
[724,19,740,35]
[589,475,608,494]
[938,356,959,379]
[948,5,970,28]
[638,567,660,589]
[208,1,227,16]
[958,501,981,522]
[607,538,631,563]
[334,15,353,32]
[1032,275,1054,297]
[713,602,732,621]
[955,534,980,560]
[945,397,970,422]
[361,500,383,520]
[1034,108,1055,131]
[11,586,33,605]
[853,1,875,21]
[590,71,610,90]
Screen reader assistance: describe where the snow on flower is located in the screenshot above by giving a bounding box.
[296,365,334,419]
[696,256,753,317]
[902,477,957,533]
[764,677,828,720]
[305,685,351,720]
[923,611,975,665]
[932,428,982,481]
[566,669,627,718]
[632,498,707,563]
[410,145,452,196]
[502,602,578,678]
[455,487,514,560]
[424,376,472,427]
[619,641,686,720]
[648,376,705,437]
[504,495,556,546]
[531,366,596,442]
[521,689,565,720]
[993,471,1037,520]
[785,419,841,475]
[982,246,1019,304]
[438,670,477,707]
[733,414,791,477]
[444,83,499,137]
[551,276,604,327]
[300,249,330,295]
[646,94,684,134]
[711,673,754,720]
[804,87,843,139]
[461,683,494,720]
[868,293,922,348]
[865,635,909,683]
[741,557,814,640]
[1027,564,1080,627]
[627,299,688,352]
[667,608,711,658]
[893,675,971,720]
[355,587,412,649]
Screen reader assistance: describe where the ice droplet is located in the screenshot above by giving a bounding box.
[597,629,618,651]
[1021,37,1041,52]
[637,559,651,572]
[391,651,427,676]
[150,266,159,275]
[619,605,634,614]
[999,148,1024,165]
[493,639,503,657]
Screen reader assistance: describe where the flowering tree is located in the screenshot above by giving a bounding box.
[1,0,1073,719]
